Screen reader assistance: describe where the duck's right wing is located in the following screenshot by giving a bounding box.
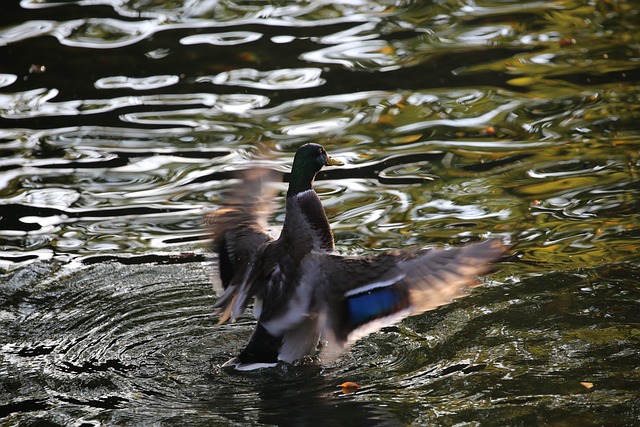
[315,239,508,352]
[206,168,282,323]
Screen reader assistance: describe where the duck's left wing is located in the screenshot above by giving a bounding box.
[206,168,282,323]
[316,239,507,351]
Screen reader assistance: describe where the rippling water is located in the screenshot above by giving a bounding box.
[1,0,639,425]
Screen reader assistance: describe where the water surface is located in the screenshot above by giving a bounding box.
[1,0,639,425]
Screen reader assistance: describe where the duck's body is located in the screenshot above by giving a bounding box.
[209,144,506,370]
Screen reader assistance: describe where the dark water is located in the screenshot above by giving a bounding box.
[1,0,639,425]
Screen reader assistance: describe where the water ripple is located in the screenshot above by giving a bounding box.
[1,261,219,411]
[0,88,59,119]
[199,67,325,90]
[278,117,353,136]
[95,75,180,90]
[413,198,511,222]
[54,18,157,49]
[394,100,521,135]
[301,40,399,71]
[0,20,54,44]
[0,73,17,88]
[180,31,262,46]
[0,91,261,119]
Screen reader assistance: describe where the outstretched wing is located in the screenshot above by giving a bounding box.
[316,239,507,351]
[206,168,282,323]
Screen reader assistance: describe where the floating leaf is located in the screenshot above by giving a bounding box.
[377,114,395,124]
[580,381,594,389]
[237,52,261,64]
[483,126,496,135]
[376,45,395,55]
[506,76,541,87]
[515,177,600,196]
[559,37,576,47]
[340,381,361,394]
[29,64,46,74]
[391,133,423,144]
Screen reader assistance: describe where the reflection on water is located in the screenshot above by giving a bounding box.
[1,0,639,425]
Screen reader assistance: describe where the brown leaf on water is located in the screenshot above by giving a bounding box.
[560,37,576,47]
[580,381,594,389]
[377,114,394,124]
[29,64,46,74]
[483,126,496,135]
[340,382,361,394]
[237,52,261,64]
[506,76,540,87]
[391,134,423,144]
[376,45,395,55]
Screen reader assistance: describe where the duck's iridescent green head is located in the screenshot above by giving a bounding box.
[287,143,343,196]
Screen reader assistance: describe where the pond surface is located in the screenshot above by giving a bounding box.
[1,0,639,425]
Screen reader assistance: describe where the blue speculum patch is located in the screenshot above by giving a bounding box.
[347,288,400,327]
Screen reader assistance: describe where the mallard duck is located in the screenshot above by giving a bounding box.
[208,143,506,370]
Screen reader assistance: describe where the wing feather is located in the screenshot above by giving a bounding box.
[316,239,507,350]
[206,168,282,322]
